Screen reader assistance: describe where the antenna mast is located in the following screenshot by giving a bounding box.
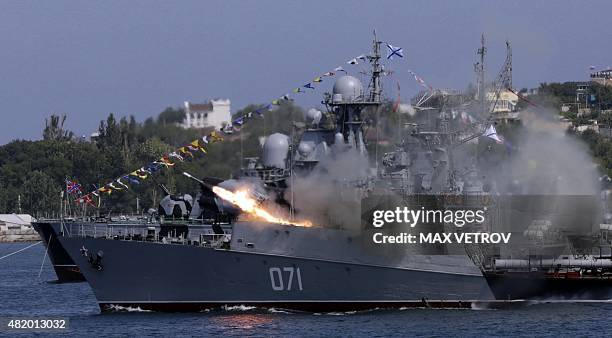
[504,40,512,89]
[368,30,383,103]
[475,33,487,115]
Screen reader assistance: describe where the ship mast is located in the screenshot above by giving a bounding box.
[322,31,383,156]
[475,33,486,115]
[368,30,383,103]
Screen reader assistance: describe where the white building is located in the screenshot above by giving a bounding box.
[0,214,35,231]
[590,69,612,86]
[486,89,519,123]
[181,99,231,129]
[0,214,37,242]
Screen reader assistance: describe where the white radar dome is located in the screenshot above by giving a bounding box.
[262,133,289,169]
[332,75,364,102]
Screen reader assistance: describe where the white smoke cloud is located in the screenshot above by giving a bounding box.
[285,148,370,230]
[398,103,416,116]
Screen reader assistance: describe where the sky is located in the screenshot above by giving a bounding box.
[1,0,611,144]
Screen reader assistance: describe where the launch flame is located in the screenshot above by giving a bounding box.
[212,186,313,227]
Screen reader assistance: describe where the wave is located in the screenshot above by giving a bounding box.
[267,308,292,314]
[221,305,258,312]
[106,305,152,313]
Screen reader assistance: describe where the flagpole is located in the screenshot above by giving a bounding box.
[59,190,64,221]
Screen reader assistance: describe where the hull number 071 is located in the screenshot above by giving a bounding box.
[269,267,303,291]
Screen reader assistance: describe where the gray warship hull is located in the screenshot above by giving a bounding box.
[33,222,85,282]
[59,222,494,312]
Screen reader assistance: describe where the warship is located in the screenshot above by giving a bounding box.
[54,34,499,312]
[463,36,612,300]
[481,205,612,300]
[41,34,612,309]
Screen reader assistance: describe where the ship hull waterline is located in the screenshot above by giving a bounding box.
[59,236,496,312]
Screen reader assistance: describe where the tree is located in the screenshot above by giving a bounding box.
[0,103,308,215]
[43,114,74,141]
[21,171,60,218]
[158,107,185,124]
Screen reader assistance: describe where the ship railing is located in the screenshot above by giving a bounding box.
[66,222,230,249]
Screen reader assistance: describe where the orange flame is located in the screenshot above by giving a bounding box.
[212,186,313,227]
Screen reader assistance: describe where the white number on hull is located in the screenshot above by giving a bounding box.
[269,267,303,291]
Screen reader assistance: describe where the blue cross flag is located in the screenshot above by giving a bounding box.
[386,44,404,60]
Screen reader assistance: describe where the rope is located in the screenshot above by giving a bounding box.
[38,236,51,278]
[0,241,41,261]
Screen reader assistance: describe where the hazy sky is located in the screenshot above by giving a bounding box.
[1,0,611,144]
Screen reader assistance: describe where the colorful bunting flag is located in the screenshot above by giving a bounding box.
[131,169,148,179]
[115,178,129,189]
[408,70,434,92]
[155,157,175,167]
[109,182,123,191]
[77,194,96,207]
[178,147,194,158]
[143,163,162,173]
[221,125,234,134]
[232,116,245,126]
[124,174,141,185]
[98,186,112,195]
[208,131,223,143]
[190,140,207,154]
[168,151,184,162]
[77,50,385,204]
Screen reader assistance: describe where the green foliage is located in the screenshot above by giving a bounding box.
[43,114,74,141]
[158,107,185,124]
[0,103,304,215]
[21,171,60,218]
